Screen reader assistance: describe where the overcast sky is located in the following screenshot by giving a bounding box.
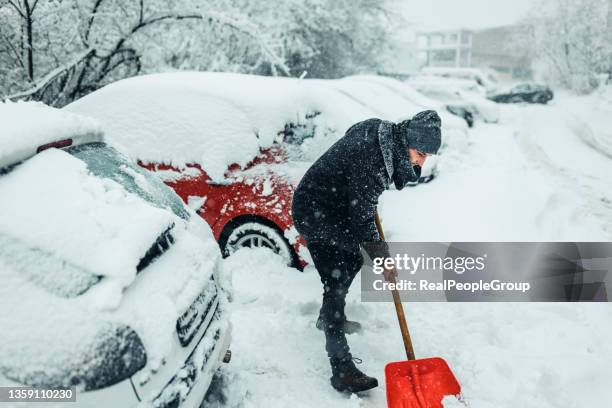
[401,0,534,31]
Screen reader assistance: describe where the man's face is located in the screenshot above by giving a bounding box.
[408,148,431,167]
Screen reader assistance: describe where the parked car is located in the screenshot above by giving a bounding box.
[340,75,469,128]
[421,67,500,93]
[322,75,466,180]
[488,83,554,104]
[0,101,231,408]
[67,72,468,268]
[446,104,474,127]
[406,76,500,124]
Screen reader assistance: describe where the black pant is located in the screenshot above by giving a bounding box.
[308,243,363,363]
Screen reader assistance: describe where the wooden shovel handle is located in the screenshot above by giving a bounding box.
[375,211,416,361]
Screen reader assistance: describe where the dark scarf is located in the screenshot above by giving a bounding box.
[378,120,420,190]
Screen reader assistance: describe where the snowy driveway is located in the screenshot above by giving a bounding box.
[207,103,612,408]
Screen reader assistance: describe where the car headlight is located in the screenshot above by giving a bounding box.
[2,323,147,391]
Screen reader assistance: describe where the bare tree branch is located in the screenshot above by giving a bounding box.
[2,2,297,105]
[6,0,26,19]
[84,0,105,44]
[138,0,144,24]
[0,30,25,70]
[22,0,34,81]
[7,48,94,100]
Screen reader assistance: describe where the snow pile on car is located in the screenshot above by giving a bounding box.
[0,101,101,169]
[66,72,465,180]
[0,149,175,286]
[0,144,226,388]
[0,220,225,389]
[405,75,500,124]
[338,75,467,128]
[406,75,486,94]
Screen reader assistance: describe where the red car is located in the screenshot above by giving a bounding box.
[66,72,465,269]
[140,143,308,268]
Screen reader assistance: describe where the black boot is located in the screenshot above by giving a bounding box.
[316,316,363,334]
[330,357,378,393]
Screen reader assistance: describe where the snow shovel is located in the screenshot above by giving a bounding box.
[374,211,461,408]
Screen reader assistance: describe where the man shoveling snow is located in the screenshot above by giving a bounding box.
[291,110,442,393]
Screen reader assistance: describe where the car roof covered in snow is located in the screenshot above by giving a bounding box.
[64,72,383,180]
[338,75,467,128]
[66,72,463,181]
[406,75,485,93]
[421,67,499,90]
[0,101,103,170]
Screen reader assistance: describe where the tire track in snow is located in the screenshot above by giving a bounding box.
[512,106,612,238]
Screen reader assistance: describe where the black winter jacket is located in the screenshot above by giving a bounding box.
[292,118,406,260]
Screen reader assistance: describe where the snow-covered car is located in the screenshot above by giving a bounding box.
[0,101,231,407]
[488,83,554,104]
[339,74,468,130]
[66,72,467,267]
[321,75,467,180]
[407,76,500,124]
[421,67,500,93]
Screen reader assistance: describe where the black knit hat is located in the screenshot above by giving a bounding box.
[402,110,442,154]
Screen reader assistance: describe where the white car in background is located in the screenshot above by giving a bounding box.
[340,74,470,131]
[0,101,231,408]
[421,67,500,94]
[407,76,500,124]
[333,75,468,181]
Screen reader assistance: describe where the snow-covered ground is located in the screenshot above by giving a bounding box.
[207,99,612,408]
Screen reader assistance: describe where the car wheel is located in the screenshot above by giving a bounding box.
[464,111,474,127]
[419,173,436,183]
[221,221,296,266]
[533,94,547,104]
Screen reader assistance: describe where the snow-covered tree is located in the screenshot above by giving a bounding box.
[0,0,401,105]
[517,0,611,93]
[0,0,292,105]
[259,0,400,78]
[140,0,401,79]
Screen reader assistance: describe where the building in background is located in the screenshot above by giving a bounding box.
[416,29,473,68]
[417,25,532,81]
[471,25,532,80]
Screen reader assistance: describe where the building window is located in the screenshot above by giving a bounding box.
[430,34,443,46]
[431,49,457,66]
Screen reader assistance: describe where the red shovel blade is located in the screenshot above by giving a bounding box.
[385,357,461,408]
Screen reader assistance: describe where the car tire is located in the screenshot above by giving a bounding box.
[464,111,474,127]
[220,220,296,267]
[533,94,547,104]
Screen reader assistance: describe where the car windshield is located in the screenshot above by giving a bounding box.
[422,89,461,101]
[66,143,189,220]
[0,232,100,297]
[513,84,530,92]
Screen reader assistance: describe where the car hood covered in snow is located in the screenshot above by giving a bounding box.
[0,149,176,282]
[0,148,225,389]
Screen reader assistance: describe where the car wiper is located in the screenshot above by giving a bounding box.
[136,223,175,273]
